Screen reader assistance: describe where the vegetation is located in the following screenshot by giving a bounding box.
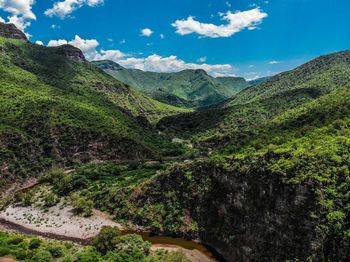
[93,60,249,108]
[0,36,189,188]
[1,24,350,261]
[0,231,188,262]
[96,51,350,260]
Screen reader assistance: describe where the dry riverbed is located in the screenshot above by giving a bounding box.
[0,205,216,262]
[0,205,121,239]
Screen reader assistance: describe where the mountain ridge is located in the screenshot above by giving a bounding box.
[93,60,250,108]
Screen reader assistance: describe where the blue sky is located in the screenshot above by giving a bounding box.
[0,0,349,79]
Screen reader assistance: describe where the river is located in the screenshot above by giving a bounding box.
[0,218,225,262]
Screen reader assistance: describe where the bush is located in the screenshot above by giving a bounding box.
[29,238,42,249]
[6,236,24,245]
[93,226,121,255]
[31,249,53,262]
[43,192,59,207]
[0,246,10,256]
[48,245,63,258]
[75,249,102,262]
[11,248,28,261]
[72,194,94,217]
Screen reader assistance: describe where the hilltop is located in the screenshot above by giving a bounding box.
[93,60,249,108]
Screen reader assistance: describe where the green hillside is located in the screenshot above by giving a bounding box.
[0,36,186,187]
[104,51,350,261]
[93,60,249,108]
[158,51,350,149]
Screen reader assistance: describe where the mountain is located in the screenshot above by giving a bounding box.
[113,50,350,261]
[0,23,187,187]
[158,51,350,147]
[92,60,249,108]
[248,76,270,86]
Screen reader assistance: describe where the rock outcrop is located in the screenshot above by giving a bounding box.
[117,157,349,261]
[0,22,27,40]
[55,44,86,62]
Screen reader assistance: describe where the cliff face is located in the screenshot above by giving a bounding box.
[0,22,27,40]
[116,156,349,261]
[55,44,86,62]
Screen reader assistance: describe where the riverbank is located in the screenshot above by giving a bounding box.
[0,205,218,262]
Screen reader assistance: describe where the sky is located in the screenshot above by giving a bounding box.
[0,0,349,80]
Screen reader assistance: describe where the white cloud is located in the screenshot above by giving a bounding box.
[48,35,99,60]
[46,35,235,77]
[141,28,153,37]
[51,24,61,29]
[35,40,43,45]
[117,54,233,77]
[98,49,126,61]
[172,8,268,38]
[0,0,36,32]
[269,60,281,64]
[197,56,207,63]
[48,39,68,46]
[0,0,36,19]
[119,39,126,44]
[160,33,165,39]
[45,0,104,19]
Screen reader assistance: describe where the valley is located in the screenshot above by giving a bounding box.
[0,21,349,262]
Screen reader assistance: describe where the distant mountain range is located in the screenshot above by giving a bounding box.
[93,60,251,108]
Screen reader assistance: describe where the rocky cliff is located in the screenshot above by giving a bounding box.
[111,156,349,261]
[55,44,86,62]
[0,22,27,40]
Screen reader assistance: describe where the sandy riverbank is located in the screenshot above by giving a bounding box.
[0,205,217,262]
[0,205,121,239]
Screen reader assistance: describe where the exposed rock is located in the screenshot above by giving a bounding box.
[55,44,86,62]
[121,158,349,261]
[0,22,27,40]
[94,60,125,71]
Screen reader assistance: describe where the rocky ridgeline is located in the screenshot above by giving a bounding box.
[0,22,27,40]
[55,44,86,62]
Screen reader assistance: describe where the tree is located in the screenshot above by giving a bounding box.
[93,226,121,255]
[72,194,93,217]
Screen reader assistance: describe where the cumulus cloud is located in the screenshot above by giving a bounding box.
[48,35,100,60]
[46,35,234,76]
[35,40,44,45]
[117,54,233,76]
[269,60,281,64]
[140,28,153,37]
[0,0,36,32]
[45,0,104,19]
[172,8,268,38]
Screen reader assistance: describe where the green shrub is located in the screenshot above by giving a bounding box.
[93,226,121,255]
[48,245,63,258]
[6,236,24,245]
[72,194,94,217]
[29,238,42,249]
[31,249,53,262]
[0,246,10,256]
[75,249,102,262]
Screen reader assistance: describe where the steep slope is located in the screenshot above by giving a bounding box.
[106,54,350,261]
[158,51,350,149]
[0,24,185,187]
[247,76,270,86]
[93,60,249,108]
